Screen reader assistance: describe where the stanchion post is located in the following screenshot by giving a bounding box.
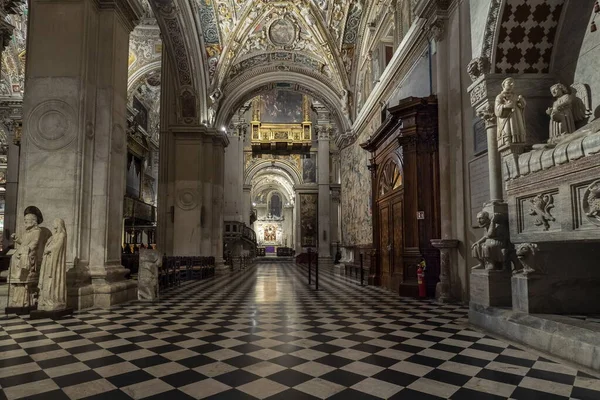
[315,253,319,291]
[308,249,312,285]
[360,253,364,286]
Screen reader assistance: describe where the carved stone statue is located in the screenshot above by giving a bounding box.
[138,249,161,301]
[471,211,511,271]
[7,206,48,311]
[37,219,68,311]
[546,83,588,143]
[495,77,527,147]
[513,243,540,275]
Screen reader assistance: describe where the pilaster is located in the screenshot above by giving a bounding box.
[17,0,142,309]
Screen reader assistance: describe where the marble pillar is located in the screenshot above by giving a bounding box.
[243,185,252,226]
[294,188,302,252]
[317,128,331,264]
[201,135,214,255]
[172,128,204,256]
[429,19,460,302]
[212,136,227,273]
[3,123,20,251]
[17,0,141,309]
[224,135,244,222]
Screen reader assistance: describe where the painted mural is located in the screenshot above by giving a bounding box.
[302,154,317,183]
[340,129,373,246]
[300,193,318,247]
[260,90,304,123]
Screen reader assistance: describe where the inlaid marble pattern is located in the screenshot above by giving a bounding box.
[1,264,600,399]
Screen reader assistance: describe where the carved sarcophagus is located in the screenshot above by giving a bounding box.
[504,119,600,313]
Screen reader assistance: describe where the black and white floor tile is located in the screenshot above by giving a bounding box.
[1,263,600,399]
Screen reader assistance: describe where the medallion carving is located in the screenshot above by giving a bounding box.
[176,188,199,210]
[268,18,296,47]
[583,180,600,226]
[27,100,77,151]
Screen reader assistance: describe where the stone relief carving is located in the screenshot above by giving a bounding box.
[495,78,527,148]
[471,211,511,271]
[27,100,77,151]
[529,194,555,231]
[466,57,490,82]
[546,83,590,144]
[176,188,199,211]
[583,180,600,226]
[513,243,540,276]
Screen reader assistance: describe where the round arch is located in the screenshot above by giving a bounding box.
[216,70,352,135]
[244,160,303,187]
[128,61,161,94]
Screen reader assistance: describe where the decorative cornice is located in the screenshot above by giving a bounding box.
[98,0,143,32]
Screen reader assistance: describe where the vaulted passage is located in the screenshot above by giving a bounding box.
[1,263,598,399]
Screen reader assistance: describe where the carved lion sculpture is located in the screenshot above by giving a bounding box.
[514,243,540,275]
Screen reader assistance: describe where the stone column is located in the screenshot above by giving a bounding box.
[224,134,244,222]
[317,127,332,264]
[428,19,460,302]
[243,185,252,226]
[200,135,214,255]
[212,135,228,273]
[16,0,142,309]
[294,188,302,252]
[1,114,21,251]
[479,106,503,203]
[171,128,204,256]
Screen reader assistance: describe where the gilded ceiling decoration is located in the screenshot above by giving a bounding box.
[194,0,364,93]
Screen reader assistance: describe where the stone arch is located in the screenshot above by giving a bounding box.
[244,160,302,187]
[148,0,208,124]
[215,70,352,135]
[128,61,161,94]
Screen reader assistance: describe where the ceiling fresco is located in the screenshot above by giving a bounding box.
[193,0,364,92]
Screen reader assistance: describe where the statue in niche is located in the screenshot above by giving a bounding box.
[471,211,511,271]
[8,206,47,309]
[495,77,527,147]
[528,194,555,231]
[138,249,161,301]
[546,83,588,144]
[37,219,67,311]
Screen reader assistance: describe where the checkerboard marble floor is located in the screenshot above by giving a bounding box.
[1,263,600,400]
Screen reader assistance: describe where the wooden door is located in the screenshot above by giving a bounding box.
[390,196,404,290]
[379,204,390,289]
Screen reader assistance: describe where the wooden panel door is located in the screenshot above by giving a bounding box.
[390,197,404,290]
[379,204,390,289]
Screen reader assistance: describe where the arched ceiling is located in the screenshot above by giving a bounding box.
[195,0,364,96]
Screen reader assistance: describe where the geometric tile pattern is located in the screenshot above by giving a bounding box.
[2,263,600,399]
[495,0,565,74]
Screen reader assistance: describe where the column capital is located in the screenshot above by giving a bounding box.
[476,104,497,129]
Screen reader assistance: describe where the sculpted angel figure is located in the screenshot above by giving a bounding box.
[546,83,587,143]
[495,77,527,147]
[471,211,510,271]
[37,219,68,311]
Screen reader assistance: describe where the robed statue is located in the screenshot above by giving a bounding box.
[546,83,588,143]
[495,77,527,147]
[37,218,68,311]
[471,211,511,271]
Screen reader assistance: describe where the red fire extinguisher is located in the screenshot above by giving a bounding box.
[417,259,426,298]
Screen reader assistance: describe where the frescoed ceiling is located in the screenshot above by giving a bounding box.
[193,0,364,93]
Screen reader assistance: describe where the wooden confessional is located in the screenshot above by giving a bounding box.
[361,97,440,297]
